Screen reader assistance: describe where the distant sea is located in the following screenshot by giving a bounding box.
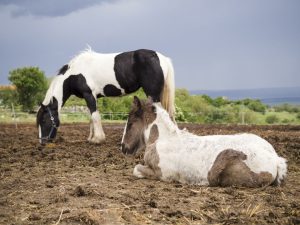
[190,86,300,106]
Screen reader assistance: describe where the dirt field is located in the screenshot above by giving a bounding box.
[0,123,299,225]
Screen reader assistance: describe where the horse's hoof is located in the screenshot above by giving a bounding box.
[88,137,106,144]
[133,165,144,178]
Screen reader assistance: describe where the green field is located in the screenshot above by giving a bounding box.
[1,88,300,125]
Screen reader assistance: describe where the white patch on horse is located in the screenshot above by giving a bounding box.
[141,104,287,186]
[38,125,42,143]
[90,111,105,143]
[67,50,125,96]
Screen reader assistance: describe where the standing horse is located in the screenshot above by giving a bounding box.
[37,48,175,144]
[121,97,287,187]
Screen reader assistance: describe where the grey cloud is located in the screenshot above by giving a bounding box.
[0,0,115,17]
[0,0,299,89]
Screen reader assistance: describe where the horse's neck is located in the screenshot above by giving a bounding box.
[43,76,65,111]
[151,105,181,139]
[152,105,202,144]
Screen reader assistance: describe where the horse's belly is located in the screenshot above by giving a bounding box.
[158,149,212,185]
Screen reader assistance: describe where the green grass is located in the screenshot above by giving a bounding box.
[0,109,299,125]
[254,111,300,125]
[0,110,126,124]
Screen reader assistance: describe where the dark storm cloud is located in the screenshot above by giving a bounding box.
[0,0,299,90]
[0,0,114,17]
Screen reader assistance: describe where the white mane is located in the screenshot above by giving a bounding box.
[154,104,179,132]
[42,77,57,106]
[145,103,180,142]
[42,75,65,110]
[68,45,95,67]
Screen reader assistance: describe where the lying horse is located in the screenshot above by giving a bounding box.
[37,48,175,144]
[121,97,287,187]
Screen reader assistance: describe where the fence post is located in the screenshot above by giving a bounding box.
[11,103,17,129]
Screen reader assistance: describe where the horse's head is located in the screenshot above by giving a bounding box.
[36,97,60,145]
[121,96,157,155]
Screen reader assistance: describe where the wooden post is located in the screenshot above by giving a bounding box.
[11,103,17,129]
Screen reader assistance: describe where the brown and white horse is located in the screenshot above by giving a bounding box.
[121,97,287,187]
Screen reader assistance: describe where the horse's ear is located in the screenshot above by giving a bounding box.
[39,102,45,110]
[133,96,141,109]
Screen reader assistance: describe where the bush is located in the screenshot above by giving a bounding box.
[204,108,233,124]
[246,100,266,113]
[274,104,300,113]
[240,110,258,124]
[212,97,229,107]
[265,115,279,124]
[281,118,290,124]
[175,105,187,122]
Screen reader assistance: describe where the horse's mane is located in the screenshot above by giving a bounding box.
[43,79,56,106]
[69,45,95,67]
[154,103,180,134]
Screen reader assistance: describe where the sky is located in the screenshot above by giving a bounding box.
[0,0,299,90]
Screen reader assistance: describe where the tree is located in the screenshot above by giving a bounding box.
[8,67,48,112]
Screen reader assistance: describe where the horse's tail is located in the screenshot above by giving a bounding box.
[274,156,287,186]
[160,56,175,121]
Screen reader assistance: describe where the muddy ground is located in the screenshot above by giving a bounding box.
[0,123,299,225]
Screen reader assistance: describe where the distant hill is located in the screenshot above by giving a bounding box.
[190,87,300,105]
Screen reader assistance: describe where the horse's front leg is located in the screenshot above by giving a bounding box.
[87,119,94,142]
[84,93,105,144]
[133,164,159,179]
[90,111,105,144]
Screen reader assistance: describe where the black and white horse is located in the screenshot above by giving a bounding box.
[37,48,175,144]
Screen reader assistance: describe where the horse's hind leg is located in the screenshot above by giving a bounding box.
[208,149,245,186]
[84,93,105,144]
[208,149,273,187]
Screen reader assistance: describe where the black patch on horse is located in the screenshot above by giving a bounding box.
[103,84,122,96]
[57,64,69,75]
[114,49,164,102]
[97,93,104,98]
[62,74,97,113]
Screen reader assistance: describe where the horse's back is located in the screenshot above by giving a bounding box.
[62,49,166,98]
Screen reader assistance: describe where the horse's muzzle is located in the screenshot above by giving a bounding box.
[121,143,134,155]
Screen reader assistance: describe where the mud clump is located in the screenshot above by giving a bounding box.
[73,186,86,197]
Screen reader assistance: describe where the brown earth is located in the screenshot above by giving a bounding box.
[0,123,299,225]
